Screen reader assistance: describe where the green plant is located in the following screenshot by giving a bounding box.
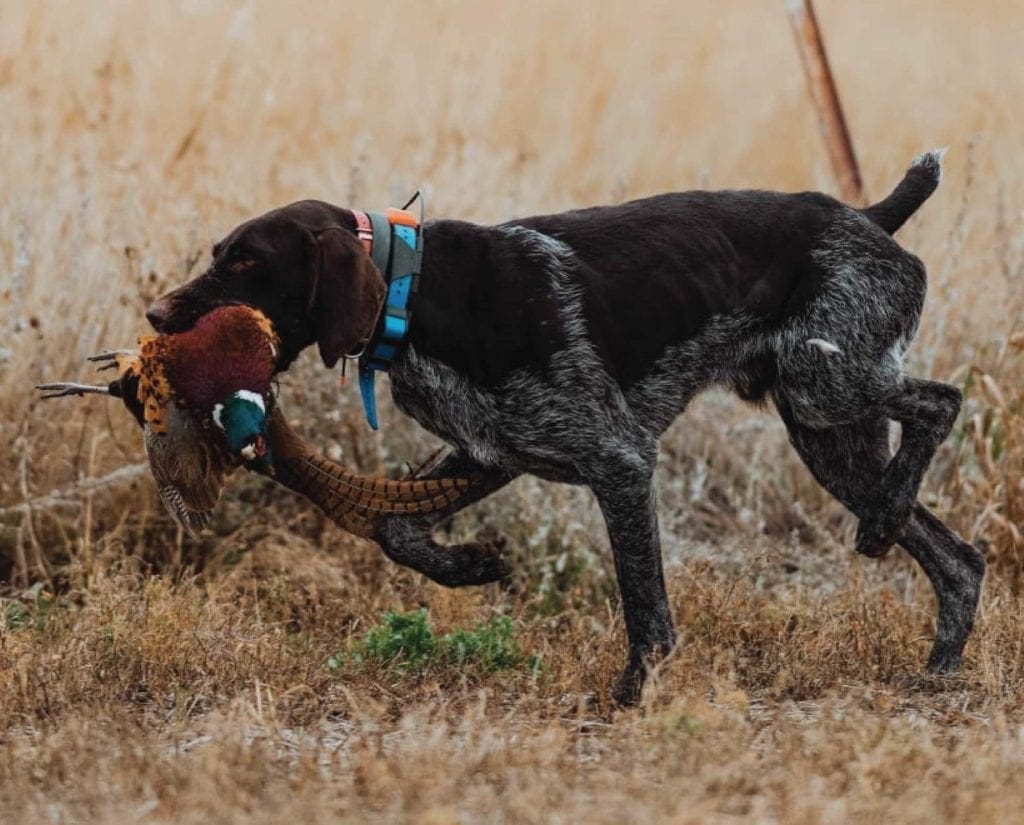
[331,610,539,675]
[1,583,56,631]
[444,615,521,671]
[352,609,438,670]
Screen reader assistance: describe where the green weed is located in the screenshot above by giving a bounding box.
[1,583,56,631]
[330,609,539,675]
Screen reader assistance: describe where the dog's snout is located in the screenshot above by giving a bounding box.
[145,299,172,332]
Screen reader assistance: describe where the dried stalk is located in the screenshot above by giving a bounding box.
[0,463,151,519]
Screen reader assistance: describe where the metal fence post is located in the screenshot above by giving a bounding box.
[785,0,864,203]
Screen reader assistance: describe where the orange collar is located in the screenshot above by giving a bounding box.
[352,207,419,256]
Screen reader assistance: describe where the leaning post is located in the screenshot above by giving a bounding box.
[785,0,864,204]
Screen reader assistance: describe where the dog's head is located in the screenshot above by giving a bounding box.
[146,200,386,370]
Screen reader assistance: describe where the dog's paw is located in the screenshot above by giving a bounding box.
[611,664,646,707]
[925,639,965,676]
[854,521,895,558]
[446,538,512,587]
[855,506,912,558]
[610,638,675,707]
[475,537,513,585]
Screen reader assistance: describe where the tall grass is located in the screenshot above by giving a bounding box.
[2,1,1024,822]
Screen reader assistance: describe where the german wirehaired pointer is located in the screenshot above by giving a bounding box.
[147,151,984,704]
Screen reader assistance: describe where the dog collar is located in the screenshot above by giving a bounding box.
[350,207,422,430]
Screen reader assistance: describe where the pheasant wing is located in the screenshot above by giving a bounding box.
[144,405,228,536]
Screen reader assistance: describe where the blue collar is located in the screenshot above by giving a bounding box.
[351,208,423,430]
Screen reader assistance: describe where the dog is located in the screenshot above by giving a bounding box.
[146,151,984,704]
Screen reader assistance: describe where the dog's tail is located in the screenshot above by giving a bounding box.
[860,149,946,235]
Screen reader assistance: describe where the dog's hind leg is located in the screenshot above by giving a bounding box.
[372,450,518,587]
[775,213,961,557]
[582,442,676,706]
[776,349,961,559]
[775,397,984,674]
[902,505,985,673]
[856,378,963,557]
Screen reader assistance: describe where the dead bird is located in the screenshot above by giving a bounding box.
[37,305,471,537]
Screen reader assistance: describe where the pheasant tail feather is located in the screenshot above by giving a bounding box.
[266,410,473,537]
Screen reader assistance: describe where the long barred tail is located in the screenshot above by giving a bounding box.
[860,149,945,235]
[265,408,472,537]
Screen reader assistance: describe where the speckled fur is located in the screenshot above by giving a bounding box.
[381,200,982,703]
[150,151,984,705]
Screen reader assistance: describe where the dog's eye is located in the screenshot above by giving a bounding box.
[228,258,257,274]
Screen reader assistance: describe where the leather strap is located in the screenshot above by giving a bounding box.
[352,210,374,253]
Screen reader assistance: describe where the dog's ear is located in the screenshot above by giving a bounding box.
[307,227,386,368]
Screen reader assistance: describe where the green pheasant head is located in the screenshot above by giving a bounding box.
[151,305,279,473]
[213,390,273,473]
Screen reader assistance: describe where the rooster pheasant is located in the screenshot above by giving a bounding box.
[38,305,471,537]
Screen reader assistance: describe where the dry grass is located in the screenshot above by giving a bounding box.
[3,1,1024,822]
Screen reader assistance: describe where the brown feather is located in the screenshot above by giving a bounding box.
[144,405,229,536]
[264,408,473,538]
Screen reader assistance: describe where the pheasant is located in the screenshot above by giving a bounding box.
[38,305,472,537]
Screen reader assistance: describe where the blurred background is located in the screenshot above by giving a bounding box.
[1,0,1023,600]
[4,4,1024,821]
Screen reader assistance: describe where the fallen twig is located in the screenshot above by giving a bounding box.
[0,462,150,520]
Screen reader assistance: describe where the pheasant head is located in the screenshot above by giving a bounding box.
[214,390,272,472]
[133,304,279,472]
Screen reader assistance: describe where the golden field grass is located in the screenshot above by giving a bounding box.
[3,1,1024,822]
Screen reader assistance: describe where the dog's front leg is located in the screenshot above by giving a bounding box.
[587,448,677,706]
[372,450,517,587]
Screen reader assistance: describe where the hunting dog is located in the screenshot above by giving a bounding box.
[147,152,984,704]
